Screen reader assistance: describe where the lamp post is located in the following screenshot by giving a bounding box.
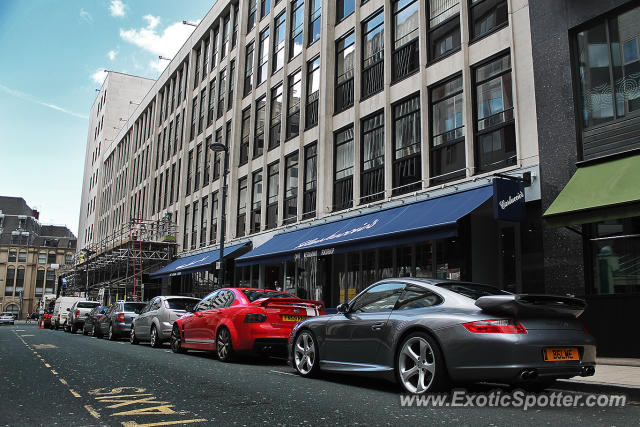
[209,140,228,287]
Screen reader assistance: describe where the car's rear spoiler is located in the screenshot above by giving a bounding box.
[475,294,587,318]
[250,297,325,309]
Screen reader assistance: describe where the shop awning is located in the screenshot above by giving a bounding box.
[543,154,640,227]
[236,185,494,266]
[148,242,250,278]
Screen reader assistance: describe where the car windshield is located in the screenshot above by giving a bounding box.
[123,303,147,313]
[166,298,199,311]
[436,282,511,300]
[77,302,99,308]
[242,290,298,302]
[1,312,12,316]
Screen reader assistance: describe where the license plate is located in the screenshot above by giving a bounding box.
[281,315,307,322]
[543,347,579,361]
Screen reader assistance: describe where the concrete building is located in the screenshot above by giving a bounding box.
[78,0,543,304]
[0,197,76,318]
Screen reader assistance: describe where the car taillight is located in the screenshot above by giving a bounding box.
[582,326,590,334]
[76,310,80,316]
[463,319,526,334]
[117,313,125,321]
[97,315,103,320]
[244,313,267,323]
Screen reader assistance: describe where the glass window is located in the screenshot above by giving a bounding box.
[261,0,271,19]
[267,162,279,229]
[309,0,321,45]
[396,285,443,310]
[242,289,297,302]
[38,253,46,264]
[248,0,257,31]
[337,0,355,22]
[5,267,15,296]
[47,252,56,264]
[334,127,354,210]
[255,97,266,158]
[393,0,419,49]
[393,95,422,194]
[303,142,317,219]
[270,84,283,149]
[240,108,251,166]
[211,290,236,308]
[351,282,405,313]
[8,250,16,263]
[287,70,302,139]
[469,0,508,40]
[273,12,286,73]
[428,0,461,61]
[361,111,385,202]
[305,56,320,129]
[290,0,304,59]
[336,31,355,112]
[257,28,270,85]
[237,176,248,237]
[244,41,254,97]
[362,9,385,98]
[284,152,299,223]
[18,251,27,262]
[251,170,263,233]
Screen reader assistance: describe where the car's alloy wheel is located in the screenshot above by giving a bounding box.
[294,331,319,377]
[130,325,139,344]
[216,328,233,362]
[150,325,161,348]
[397,333,447,394]
[108,324,116,341]
[170,325,186,354]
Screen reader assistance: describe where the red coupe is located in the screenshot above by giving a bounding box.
[171,288,324,361]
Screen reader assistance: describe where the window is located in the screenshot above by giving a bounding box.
[251,170,263,233]
[473,53,515,172]
[5,267,15,296]
[393,95,422,194]
[266,162,279,229]
[290,0,304,59]
[204,138,211,186]
[190,98,197,140]
[335,31,355,113]
[191,201,198,249]
[8,250,16,262]
[195,143,202,191]
[198,89,206,134]
[228,60,235,111]
[233,4,239,48]
[334,127,354,211]
[38,253,46,264]
[47,252,56,264]
[351,282,405,312]
[257,28,270,85]
[469,0,508,41]
[273,12,286,73]
[35,269,45,297]
[218,68,227,119]
[270,85,283,149]
[244,41,254,97]
[214,128,222,180]
[222,15,230,58]
[430,75,465,183]
[428,0,461,61]
[303,143,317,219]
[203,37,210,79]
[248,0,258,31]
[212,28,219,68]
[305,57,320,129]
[170,163,176,205]
[284,152,299,223]
[286,70,302,139]
[240,108,251,166]
[309,0,321,45]
[210,191,219,244]
[237,176,248,237]
[254,97,266,158]
[337,0,355,22]
[396,285,443,310]
[15,267,25,294]
[186,149,193,195]
[362,9,385,98]
[261,0,271,19]
[201,196,208,247]
[392,0,420,81]
[45,270,55,294]
[208,80,216,126]
[18,250,26,262]
[361,111,385,202]
[193,47,201,89]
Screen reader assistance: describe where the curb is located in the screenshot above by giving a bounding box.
[554,379,640,402]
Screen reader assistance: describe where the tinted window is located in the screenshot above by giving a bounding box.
[197,291,218,311]
[396,286,443,310]
[151,299,162,310]
[166,298,199,311]
[123,303,147,313]
[351,283,405,313]
[77,302,100,308]
[436,282,510,300]
[242,290,297,302]
[211,290,236,308]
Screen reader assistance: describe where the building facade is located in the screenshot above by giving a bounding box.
[0,197,76,318]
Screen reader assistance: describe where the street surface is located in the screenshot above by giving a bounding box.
[0,324,638,426]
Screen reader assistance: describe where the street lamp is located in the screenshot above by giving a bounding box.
[158,55,172,61]
[182,20,198,27]
[209,140,228,287]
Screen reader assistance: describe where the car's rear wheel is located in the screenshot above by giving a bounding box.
[130,325,139,344]
[170,325,186,354]
[293,330,319,377]
[108,324,116,341]
[70,323,77,334]
[216,327,233,362]
[396,332,448,394]
[150,325,161,348]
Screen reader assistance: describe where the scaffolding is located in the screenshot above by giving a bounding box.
[63,216,177,302]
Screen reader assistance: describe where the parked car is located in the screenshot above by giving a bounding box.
[130,296,200,347]
[288,278,597,394]
[170,288,324,361]
[66,301,100,333]
[0,312,15,325]
[98,301,147,340]
[83,305,108,337]
[52,296,82,330]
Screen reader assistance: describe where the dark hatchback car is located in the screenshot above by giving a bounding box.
[98,301,147,340]
[83,306,108,337]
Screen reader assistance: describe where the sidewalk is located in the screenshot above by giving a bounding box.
[556,358,640,401]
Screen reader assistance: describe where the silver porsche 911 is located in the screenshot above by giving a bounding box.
[288,278,596,394]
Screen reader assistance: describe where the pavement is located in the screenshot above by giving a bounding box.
[556,357,640,400]
[1,321,639,426]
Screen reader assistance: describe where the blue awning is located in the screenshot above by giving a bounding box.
[236,185,493,266]
[149,242,250,279]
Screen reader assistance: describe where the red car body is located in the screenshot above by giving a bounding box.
[173,288,324,357]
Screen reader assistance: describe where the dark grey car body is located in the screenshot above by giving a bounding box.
[132,296,200,344]
[98,301,147,339]
[83,306,108,336]
[288,278,596,388]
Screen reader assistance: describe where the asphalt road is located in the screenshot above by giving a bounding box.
[1,323,638,427]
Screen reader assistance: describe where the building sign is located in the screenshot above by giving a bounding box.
[493,178,526,222]
[295,219,380,249]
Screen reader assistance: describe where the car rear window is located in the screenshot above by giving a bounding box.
[242,290,297,302]
[166,299,199,311]
[436,282,511,300]
[123,303,147,313]
[1,312,12,316]
[78,302,100,308]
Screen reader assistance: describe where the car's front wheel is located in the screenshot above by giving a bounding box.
[130,325,139,344]
[396,332,448,394]
[170,325,186,354]
[293,330,319,377]
[150,325,161,348]
[216,327,233,362]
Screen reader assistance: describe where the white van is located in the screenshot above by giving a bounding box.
[52,296,83,330]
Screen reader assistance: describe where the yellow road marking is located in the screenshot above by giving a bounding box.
[84,405,101,419]
[103,397,169,409]
[44,363,51,368]
[96,393,153,400]
[120,419,208,427]
[70,389,81,398]
[21,334,34,337]
[51,370,58,375]
[112,405,177,416]
[59,378,68,385]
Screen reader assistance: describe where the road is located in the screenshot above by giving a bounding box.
[0,323,638,426]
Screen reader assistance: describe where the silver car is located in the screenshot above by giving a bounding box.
[0,312,15,325]
[130,296,200,347]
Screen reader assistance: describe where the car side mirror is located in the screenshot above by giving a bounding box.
[337,303,349,314]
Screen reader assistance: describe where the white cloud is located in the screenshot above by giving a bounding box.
[149,59,167,73]
[108,50,118,61]
[91,69,108,85]
[0,83,88,120]
[119,17,200,58]
[79,8,93,22]
[109,0,126,17]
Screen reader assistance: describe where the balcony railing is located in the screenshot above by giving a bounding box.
[239,140,249,166]
[335,77,354,114]
[302,189,316,219]
[269,123,281,150]
[333,176,353,211]
[393,154,421,195]
[361,166,384,203]
[362,59,384,99]
[266,203,278,229]
[305,99,319,129]
[236,213,246,237]
[283,196,297,224]
[392,39,419,83]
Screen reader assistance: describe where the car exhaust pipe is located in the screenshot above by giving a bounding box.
[580,366,595,377]
[519,369,538,380]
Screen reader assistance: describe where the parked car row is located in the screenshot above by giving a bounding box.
[46,280,598,394]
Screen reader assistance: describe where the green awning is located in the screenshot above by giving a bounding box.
[543,154,640,227]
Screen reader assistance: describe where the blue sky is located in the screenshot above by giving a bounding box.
[0,0,214,236]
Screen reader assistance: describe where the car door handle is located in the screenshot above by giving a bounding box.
[371,322,385,331]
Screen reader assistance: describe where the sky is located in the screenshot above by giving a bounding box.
[0,0,214,236]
